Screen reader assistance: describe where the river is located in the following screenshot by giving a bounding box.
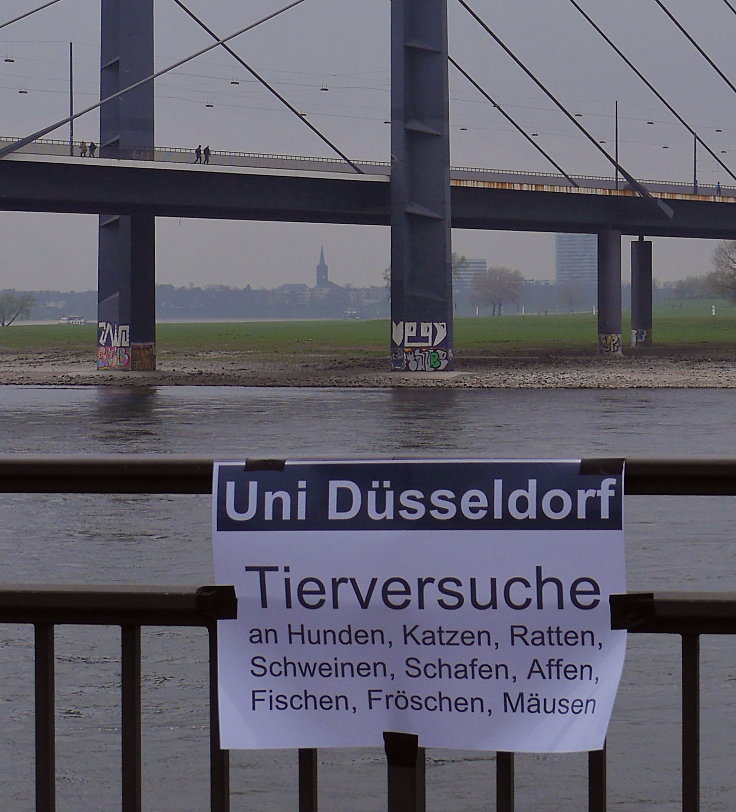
[1,385,735,811]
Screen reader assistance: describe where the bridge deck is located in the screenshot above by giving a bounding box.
[2,136,731,202]
[3,139,736,238]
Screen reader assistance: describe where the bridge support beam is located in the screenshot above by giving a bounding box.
[97,0,156,371]
[389,0,454,372]
[630,237,653,347]
[597,229,623,355]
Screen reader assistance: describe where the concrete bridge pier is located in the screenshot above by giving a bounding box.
[597,229,623,355]
[96,0,156,371]
[630,237,653,347]
[389,0,454,372]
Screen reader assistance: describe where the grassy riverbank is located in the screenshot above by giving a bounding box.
[2,303,736,358]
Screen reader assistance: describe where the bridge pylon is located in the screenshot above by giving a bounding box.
[389,0,454,372]
[597,229,623,356]
[96,0,156,371]
[631,237,653,347]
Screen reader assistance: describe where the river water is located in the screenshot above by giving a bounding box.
[1,385,735,811]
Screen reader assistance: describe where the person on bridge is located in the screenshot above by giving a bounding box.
[79,141,87,158]
[194,144,202,164]
[88,141,97,158]
[203,145,211,165]
[716,182,722,196]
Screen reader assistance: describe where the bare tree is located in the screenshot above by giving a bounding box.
[451,252,467,282]
[0,291,35,326]
[473,266,525,315]
[706,241,736,301]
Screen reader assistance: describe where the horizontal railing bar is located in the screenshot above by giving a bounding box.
[0,456,215,494]
[2,456,736,495]
[7,586,735,631]
[0,584,237,625]
[611,592,736,633]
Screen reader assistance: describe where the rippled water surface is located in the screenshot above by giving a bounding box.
[1,385,736,810]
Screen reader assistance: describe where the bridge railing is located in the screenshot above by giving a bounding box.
[2,455,736,812]
[2,135,732,193]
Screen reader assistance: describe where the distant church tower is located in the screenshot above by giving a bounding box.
[316,247,329,287]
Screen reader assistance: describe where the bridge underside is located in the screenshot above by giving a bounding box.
[2,157,736,239]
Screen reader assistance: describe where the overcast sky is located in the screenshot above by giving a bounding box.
[2,0,735,291]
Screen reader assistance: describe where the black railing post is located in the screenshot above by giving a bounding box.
[496,751,514,812]
[208,622,230,812]
[34,622,55,812]
[299,748,318,812]
[384,731,425,812]
[121,624,142,812]
[682,634,700,812]
[588,745,607,812]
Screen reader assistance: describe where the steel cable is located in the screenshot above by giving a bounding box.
[449,56,579,186]
[651,0,736,98]
[169,0,363,173]
[454,0,673,217]
[0,0,310,159]
[565,0,736,186]
[0,0,64,32]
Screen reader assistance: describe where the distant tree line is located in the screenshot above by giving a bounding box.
[21,283,389,322]
[8,241,736,327]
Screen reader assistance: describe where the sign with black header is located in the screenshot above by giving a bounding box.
[213,459,625,752]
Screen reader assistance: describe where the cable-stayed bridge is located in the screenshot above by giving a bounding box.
[2,0,735,370]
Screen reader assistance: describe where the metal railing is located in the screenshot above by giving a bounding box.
[2,455,736,812]
[2,135,732,195]
[0,584,236,812]
[610,592,736,812]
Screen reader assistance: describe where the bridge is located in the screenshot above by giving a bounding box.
[2,0,735,369]
[2,139,735,236]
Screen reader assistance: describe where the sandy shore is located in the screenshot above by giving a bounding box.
[1,347,735,387]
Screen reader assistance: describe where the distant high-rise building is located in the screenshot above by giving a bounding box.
[555,234,597,284]
[453,258,487,291]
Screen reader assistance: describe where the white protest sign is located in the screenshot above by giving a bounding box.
[213,459,626,752]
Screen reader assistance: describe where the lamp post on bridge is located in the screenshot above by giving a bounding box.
[615,100,619,191]
[693,133,698,195]
[68,42,73,156]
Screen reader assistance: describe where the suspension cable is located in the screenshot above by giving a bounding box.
[0,0,64,32]
[652,0,736,98]
[565,0,736,186]
[454,0,672,217]
[169,0,363,173]
[0,0,309,159]
[449,56,578,186]
[719,0,736,16]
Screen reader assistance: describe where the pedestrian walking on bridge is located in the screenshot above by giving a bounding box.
[203,145,211,164]
[194,144,202,163]
[79,140,87,157]
[88,141,97,158]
